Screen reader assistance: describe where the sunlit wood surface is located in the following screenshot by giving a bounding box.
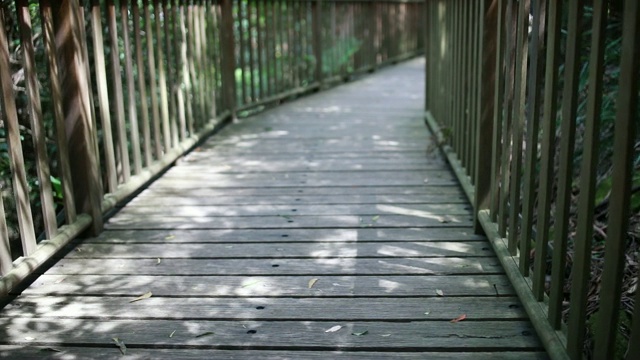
[0,59,547,359]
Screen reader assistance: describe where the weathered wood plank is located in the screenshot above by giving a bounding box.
[23,274,514,297]
[47,256,501,276]
[0,318,540,350]
[65,242,491,259]
[128,194,469,206]
[105,214,474,230]
[137,185,463,197]
[3,296,526,320]
[117,204,472,217]
[0,347,551,360]
[85,228,485,244]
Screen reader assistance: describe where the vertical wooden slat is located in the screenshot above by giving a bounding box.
[474,0,493,232]
[247,0,256,101]
[312,0,322,85]
[106,0,131,182]
[166,0,180,147]
[53,0,104,234]
[497,0,515,237]
[196,0,208,127]
[256,0,264,97]
[16,0,57,239]
[120,0,143,175]
[89,0,118,192]
[143,0,162,159]
[39,0,77,224]
[559,0,586,356]
[220,0,236,113]
[237,0,247,105]
[154,0,172,151]
[533,0,562,305]
[0,4,37,255]
[175,0,188,142]
[593,0,639,358]
[507,0,530,254]
[489,0,505,221]
[519,0,546,275]
[0,196,11,275]
[132,0,152,167]
[185,1,197,134]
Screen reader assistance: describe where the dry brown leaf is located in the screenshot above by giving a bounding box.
[450,314,467,323]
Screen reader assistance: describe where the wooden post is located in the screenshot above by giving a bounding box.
[52,0,104,235]
[473,0,496,234]
[312,0,323,87]
[220,0,236,115]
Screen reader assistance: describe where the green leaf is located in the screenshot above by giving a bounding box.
[112,337,126,355]
[352,330,368,336]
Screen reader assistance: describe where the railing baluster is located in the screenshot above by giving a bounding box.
[40,0,77,224]
[593,0,639,358]
[16,0,57,239]
[132,0,153,168]
[106,0,131,183]
[121,0,143,175]
[489,0,505,222]
[0,5,37,254]
[519,0,546,276]
[507,0,530,255]
[559,0,586,356]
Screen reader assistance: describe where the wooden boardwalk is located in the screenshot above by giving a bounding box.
[0,59,547,359]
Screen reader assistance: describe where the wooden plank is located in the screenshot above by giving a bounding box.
[127,194,469,206]
[137,185,464,197]
[46,256,501,276]
[0,318,540,350]
[116,203,471,217]
[23,274,515,297]
[105,214,474,230]
[0,347,550,360]
[86,228,486,244]
[3,296,526,320]
[65,241,492,259]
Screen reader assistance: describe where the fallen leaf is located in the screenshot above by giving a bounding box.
[424,311,430,315]
[436,289,444,296]
[241,280,261,288]
[24,336,35,341]
[352,330,369,336]
[450,314,467,323]
[195,331,215,338]
[308,278,319,289]
[129,291,152,303]
[156,258,161,265]
[325,325,342,333]
[169,330,176,338]
[54,277,65,284]
[165,235,175,240]
[112,337,126,355]
[380,334,391,337]
[371,215,380,222]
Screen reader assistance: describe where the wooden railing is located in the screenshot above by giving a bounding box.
[424,0,639,359]
[0,0,423,297]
